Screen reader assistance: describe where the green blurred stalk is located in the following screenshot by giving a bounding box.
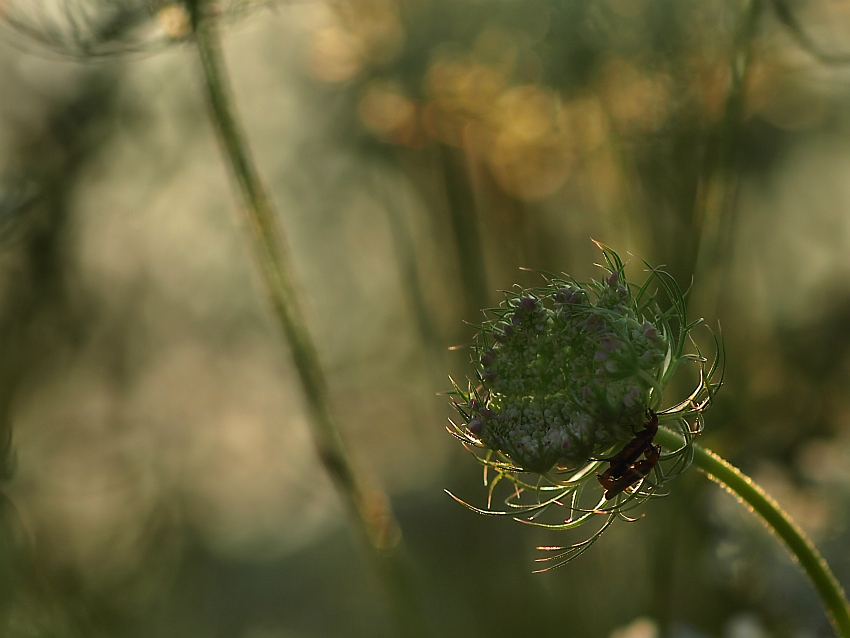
[437,144,490,319]
[655,428,850,637]
[691,0,762,316]
[188,4,427,637]
[370,167,444,377]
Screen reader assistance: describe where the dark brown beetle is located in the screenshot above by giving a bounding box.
[597,410,660,500]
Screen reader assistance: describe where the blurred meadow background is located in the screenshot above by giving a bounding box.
[1,0,850,636]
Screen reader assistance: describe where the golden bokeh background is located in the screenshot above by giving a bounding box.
[1,0,850,636]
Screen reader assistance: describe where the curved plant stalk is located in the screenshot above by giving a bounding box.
[188,3,427,637]
[654,427,850,638]
[446,245,848,635]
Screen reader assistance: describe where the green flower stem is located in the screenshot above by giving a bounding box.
[189,5,427,637]
[655,427,850,637]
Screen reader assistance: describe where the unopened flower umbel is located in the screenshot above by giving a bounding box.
[467,272,666,473]
[449,243,721,566]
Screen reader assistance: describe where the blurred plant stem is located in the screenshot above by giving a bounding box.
[437,144,490,320]
[655,427,850,637]
[188,4,427,636]
[691,0,763,317]
[369,167,445,383]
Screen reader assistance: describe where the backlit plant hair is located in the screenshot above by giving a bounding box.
[448,243,850,636]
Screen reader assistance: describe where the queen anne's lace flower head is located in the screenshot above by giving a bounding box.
[448,243,722,567]
[468,273,667,473]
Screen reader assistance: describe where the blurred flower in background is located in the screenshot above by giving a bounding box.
[0,0,174,54]
[0,0,278,55]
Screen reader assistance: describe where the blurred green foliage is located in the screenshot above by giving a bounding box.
[0,0,850,636]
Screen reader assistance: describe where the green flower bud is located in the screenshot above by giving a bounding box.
[465,267,666,473]
[447,242,723,568]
